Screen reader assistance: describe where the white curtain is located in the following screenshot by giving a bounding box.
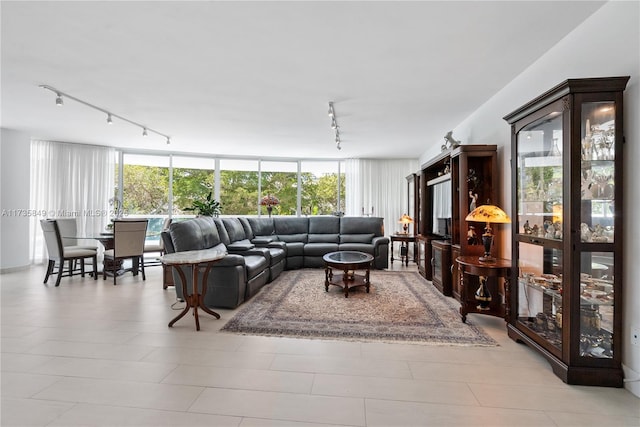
[30,140,115,263]
[345,158,418,236]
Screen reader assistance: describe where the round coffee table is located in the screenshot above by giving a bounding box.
[323,251,374,297]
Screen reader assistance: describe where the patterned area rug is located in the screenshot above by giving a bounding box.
[221,269,497,346]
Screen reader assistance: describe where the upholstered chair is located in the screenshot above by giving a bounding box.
[103,219,148,285]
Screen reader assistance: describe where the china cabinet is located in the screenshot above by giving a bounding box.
[504,77,629,387]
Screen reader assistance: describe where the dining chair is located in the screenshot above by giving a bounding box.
[103,219,148,285]
[143,217,172,267]
[40,219,98,287]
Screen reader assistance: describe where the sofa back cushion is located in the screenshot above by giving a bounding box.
[247,218,275,237]
[340,217,384,236]
[340,233,375,244]
[238,217,254,239]
[308,233,339,243]
[222,218,247,242]
[169,216,220,252]
[213,218,231,246]
[274,217,309,235]
[308,216,340,234]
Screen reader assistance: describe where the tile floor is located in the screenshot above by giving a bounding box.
[1,262,639,426]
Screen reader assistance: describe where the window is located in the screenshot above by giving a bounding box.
[300,161,345,216]
[219,159,259,215]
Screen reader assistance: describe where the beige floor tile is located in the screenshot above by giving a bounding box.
[546,410,640,426]
[189,387,366,426]
[142,346,275,369]
[270,353,412,378]
[409,360,561,386]
[0,397,75,426]
[26,339,155,361]
[240,418,355,427]
[131,331,247,351]
[31,377,204,411]
[162,364,314,393]
[236,335,363,358]
[26,326,140,344]
[364,398,556,426]
[468,383,640,418]
[311,373,479,405]
[30,356,177,383]
[47,402,242,426]
[1,371,62,398]
[1,353,54,372]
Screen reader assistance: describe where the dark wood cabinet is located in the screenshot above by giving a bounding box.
[416,234,436,280]
[504,76,629,387]
[431,240,451,296]
[417,145,498,302]
[451,244,461,300]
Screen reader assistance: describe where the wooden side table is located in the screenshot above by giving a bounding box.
[456,256,512,323]
[161,247,227,331]
[390,234,416,266]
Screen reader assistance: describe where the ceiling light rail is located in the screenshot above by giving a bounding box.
[328,101,341,150]
[39,84,172,144]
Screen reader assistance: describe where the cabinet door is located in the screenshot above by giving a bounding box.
[514,101,565,358]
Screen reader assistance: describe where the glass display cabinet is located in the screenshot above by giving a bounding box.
[504,77,629,387]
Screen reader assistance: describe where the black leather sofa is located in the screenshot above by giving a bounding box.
[162,216,389,308]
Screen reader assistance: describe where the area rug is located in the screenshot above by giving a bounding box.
[221,269,497,346]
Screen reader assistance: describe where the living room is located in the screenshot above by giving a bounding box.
[1,1,639,426]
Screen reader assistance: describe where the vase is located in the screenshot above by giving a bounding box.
[267,205,273,218]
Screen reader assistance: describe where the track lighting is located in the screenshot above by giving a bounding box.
[328,101,342,150]
[39,84,172,144]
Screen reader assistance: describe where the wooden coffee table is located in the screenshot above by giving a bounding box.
[323,251,374,297]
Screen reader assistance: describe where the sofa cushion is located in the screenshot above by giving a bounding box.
[278,233,308,243]
[227,239,255,251]
[308,233,339,243]
[274,217,309,235]
[213,218,231,246]
[340,216,384,236]
[169,216,219,252]
[243,254,269,280]
[284,241,304,256]
[340,233,374,244]
[339,243,375,254]
[304,242,339,256]
[252,236,276,245]
[238,217,254,239]
[309,216,340,234]
[222,218,247,242]
[247,218,275,236]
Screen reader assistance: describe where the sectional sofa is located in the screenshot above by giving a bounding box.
[161,216,389,308]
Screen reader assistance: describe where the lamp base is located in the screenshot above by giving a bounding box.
[478,255,497,263]
[475,276,492,310]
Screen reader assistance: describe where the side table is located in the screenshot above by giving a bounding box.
[390,234,416,266]
[456,255,512,323]
[161,247,227,331]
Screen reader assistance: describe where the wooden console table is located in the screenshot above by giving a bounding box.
[161,247,227,331]
[456,256,512,323]
[390,234,416,266]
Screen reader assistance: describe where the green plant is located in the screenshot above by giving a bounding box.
[186,191,222,217]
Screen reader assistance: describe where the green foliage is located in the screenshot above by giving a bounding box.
[185,191,222,217]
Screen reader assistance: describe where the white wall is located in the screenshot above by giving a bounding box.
[420,1,640,395]
[0,128,31,271]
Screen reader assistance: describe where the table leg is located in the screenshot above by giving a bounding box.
[198,262,220,319]
[459,266,468,323]
[365,265,371,293]
[324,266,330,292]
[390,241,395,264]
[168,265,191,328]
[342,268,350,297]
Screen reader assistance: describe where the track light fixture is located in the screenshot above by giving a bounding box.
[328,101,342,150]
[39,84,172,144]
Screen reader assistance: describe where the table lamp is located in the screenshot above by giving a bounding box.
[398,214,414,234]
[465,204,511,263]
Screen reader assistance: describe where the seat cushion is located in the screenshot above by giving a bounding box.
[304,242,339,256]
[243,254,269,280]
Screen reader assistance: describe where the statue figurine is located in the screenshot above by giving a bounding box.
[469,191,478,211]
[444,131,461,149]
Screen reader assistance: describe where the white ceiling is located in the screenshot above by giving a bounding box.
[1,1,605,160]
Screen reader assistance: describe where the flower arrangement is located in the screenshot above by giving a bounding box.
[260,194,279,207]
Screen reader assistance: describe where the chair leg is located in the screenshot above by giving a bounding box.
[80,259,86,277]
[92,255,98,280]
[55,263,63,287]
[113,259,117,286]
[140,256,146,281]
[44,260,55,283]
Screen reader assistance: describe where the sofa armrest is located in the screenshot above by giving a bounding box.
[228,246,271,262]
[372,236,390,246]
[213,253,247,267]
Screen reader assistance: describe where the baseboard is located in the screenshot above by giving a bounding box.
[622,363,640,398]
[0,264,31,274]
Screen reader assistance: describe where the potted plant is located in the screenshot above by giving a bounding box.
[186,191,222,217]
